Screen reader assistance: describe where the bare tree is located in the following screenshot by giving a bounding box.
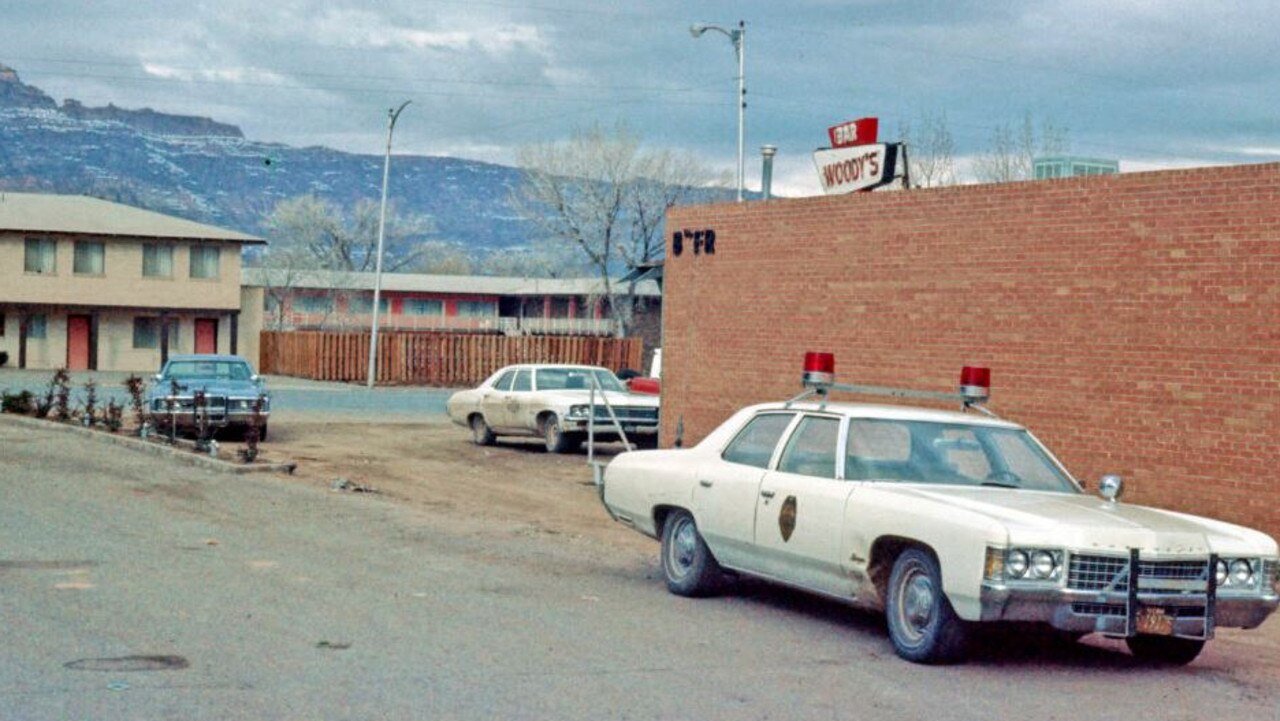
[512,123,717,335]
[258,195,436,328]
[973,112,1069,183]
[263,195,434,273]
[402,241,475,275]
[898,111,957,188]
[478,241,587,278]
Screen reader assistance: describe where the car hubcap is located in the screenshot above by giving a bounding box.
[898,567,935,642]
[668,519,697,578]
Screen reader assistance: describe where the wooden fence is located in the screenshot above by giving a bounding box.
[259,331,645,386]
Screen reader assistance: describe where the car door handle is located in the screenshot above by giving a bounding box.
[698,479,713,488]
[760,489,776,499]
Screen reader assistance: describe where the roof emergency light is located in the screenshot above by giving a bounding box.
[959,366,991,404]
[802,351,836,387]
[793,352,996,416]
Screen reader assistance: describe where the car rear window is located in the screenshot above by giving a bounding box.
[777,416,841,478]
[722,413,795,469]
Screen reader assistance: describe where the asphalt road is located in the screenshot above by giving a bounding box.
[0,369,453,419]
[3,422,1279,721]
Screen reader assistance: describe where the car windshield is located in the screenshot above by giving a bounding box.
[164,360,253,381]
[535,368,626,393]
[845,418,1078,493]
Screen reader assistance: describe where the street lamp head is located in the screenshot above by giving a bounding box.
[689,23,708,38]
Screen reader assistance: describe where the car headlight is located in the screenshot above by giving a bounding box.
[995,547,1062,583]
[1230,559,1254,587]
[567,405,589,419]
[1217,557,1266,591]
[1007,550,1029,579]
[1030,550,1057,579]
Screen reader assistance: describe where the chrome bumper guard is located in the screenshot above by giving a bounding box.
[982,550,1279,639]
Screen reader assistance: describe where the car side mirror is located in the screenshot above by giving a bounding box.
[251,374,260,382]
[153,374,163,382]
[1098,474,1124,503]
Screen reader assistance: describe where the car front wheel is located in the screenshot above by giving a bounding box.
[885,548,968,664]
[660,510,721,597]
[542,416,573,453]
[1125,635,1205,666]
[470,415,496,446]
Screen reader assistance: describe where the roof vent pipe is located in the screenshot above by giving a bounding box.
[760,145,777,200]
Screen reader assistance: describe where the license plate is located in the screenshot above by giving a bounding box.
[1136,607,1174,636]
[622,425,638,433]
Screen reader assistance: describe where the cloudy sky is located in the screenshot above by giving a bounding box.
[3,0,1278,195]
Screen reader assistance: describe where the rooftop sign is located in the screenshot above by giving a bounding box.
[812,143,900,195]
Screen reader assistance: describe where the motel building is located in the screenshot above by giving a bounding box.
[241,268,662,340]
[0,192,263,372]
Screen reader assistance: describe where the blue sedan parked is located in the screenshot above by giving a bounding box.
[147,354,271,440]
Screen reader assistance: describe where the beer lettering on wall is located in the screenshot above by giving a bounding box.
[671,228,715,257]
[812,143,900,195]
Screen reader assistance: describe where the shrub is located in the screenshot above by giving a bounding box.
[123,375,147,433]
[1,390,34,414]
[51,368,72,423]
[82,380,98,427]
[105,399,124,432]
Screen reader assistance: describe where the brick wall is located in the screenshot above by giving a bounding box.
[663,162,1280,538]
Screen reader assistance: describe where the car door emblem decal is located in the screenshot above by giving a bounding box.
[779,495,797,542]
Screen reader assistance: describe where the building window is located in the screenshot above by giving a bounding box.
[26,314,48,339]
[348,296,389,314]
[403,299,443,316]
[456,300,496,317]
[132,317,180,349]
[143,244,174,277]
[292,295,334,314]
[24,238,57,274]
[189,245,220,279]
[73,240,105,275]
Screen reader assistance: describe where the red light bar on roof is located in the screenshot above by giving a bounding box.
[794,353,994,413]
[959,366,991,402]
[802,351,836,386]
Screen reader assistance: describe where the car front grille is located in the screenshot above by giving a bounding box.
[1068,554,1210,592]
[586,406,658,423]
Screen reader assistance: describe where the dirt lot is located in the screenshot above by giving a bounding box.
[263,417,655,555]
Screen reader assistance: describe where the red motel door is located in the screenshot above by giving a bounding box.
[194,319,218,354]
[66,315,91,370]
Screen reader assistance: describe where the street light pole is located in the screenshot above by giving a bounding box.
[691,20,746,202]
[366,100,411,388]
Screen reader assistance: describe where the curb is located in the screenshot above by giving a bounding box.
[0,413,298,475]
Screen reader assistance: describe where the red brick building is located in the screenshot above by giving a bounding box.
[662,162,1280,538]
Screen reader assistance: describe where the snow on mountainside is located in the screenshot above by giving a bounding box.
[0,63,545,249]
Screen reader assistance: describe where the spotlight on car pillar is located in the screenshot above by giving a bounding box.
[959,366,991,403]
[802,352,836,387]
[1099,474,1124,503]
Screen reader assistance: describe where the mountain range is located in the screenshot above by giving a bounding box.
[0,62,669,253]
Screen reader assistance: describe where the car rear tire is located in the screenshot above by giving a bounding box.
[886,548,969,664]
[470,415,496,446]
[259,423,268,442]
[660,510,721,597]
[1125,635,1205,666]
[542,416,573,453]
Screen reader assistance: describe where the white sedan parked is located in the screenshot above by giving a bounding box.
[447,364,660,453]
[601,399,1279,664]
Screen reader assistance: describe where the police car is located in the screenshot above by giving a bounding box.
[600,353,1280,664]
